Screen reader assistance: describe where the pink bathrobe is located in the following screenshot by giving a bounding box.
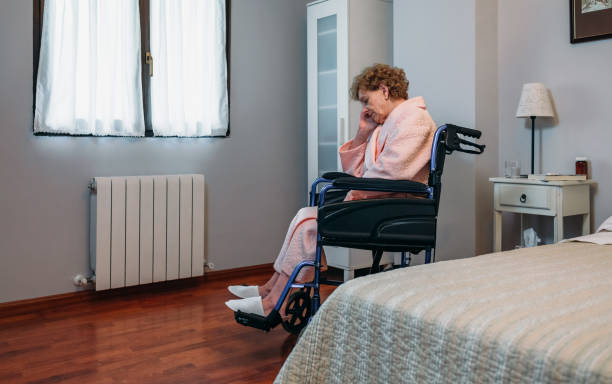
[273,97,437,282]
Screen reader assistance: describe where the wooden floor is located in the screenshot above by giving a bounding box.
[0,267,337,384]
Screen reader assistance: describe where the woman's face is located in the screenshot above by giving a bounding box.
[358,86,391,125]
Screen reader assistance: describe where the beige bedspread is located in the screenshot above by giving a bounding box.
[275,243,612,383]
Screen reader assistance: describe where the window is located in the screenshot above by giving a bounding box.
[33,0,230,137]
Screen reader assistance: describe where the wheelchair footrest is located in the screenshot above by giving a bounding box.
[234,309,282,332]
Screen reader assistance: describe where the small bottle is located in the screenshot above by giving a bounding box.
[575,157,588,176]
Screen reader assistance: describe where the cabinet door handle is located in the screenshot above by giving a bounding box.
[520,193,527,203]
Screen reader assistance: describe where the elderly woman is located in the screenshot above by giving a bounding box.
[225,64,437,316]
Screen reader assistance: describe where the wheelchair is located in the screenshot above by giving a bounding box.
[234,124,485,334]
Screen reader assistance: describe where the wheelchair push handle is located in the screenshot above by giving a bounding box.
[448,124,481,139]
[456,140,485,154]
[443,124,485,155]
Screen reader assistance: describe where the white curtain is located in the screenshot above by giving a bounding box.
[150,0,229,137]
[34,0,145,136]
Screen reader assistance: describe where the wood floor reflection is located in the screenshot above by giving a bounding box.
[0,266,337,384]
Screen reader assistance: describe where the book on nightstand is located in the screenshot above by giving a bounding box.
[528,173,587,181]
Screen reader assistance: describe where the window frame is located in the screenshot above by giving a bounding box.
[32,0,231,138]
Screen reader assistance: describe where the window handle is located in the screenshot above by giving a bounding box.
[145,51,153,77]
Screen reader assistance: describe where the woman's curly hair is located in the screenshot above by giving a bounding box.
[350,63,409,101]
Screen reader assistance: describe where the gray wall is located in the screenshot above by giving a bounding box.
[396,0,612,255]
[499,0,612,247]
[394,0,492,262]
[0,0,309,303]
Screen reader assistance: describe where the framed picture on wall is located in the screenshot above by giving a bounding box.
[571,0,612,43]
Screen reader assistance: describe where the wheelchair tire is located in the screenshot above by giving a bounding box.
[282,290,312,335]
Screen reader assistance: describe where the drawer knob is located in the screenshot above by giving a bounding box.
[520,193,527,203]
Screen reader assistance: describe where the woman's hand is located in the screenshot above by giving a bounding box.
[351,108,377,148]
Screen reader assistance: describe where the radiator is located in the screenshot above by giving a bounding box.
[90,174,205,291]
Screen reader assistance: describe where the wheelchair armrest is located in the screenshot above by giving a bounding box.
[321,171,354,180]
[310,173,356,206]
[331,177,430,195]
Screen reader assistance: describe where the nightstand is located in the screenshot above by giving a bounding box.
[489,177,595,252]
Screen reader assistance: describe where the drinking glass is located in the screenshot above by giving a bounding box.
[504,160,520,178]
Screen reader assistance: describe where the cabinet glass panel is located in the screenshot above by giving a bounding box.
[317,14,337,177]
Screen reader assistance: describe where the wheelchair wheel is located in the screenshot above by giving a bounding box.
[282,289,312,335]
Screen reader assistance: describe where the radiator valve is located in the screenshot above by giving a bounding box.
[73,274,93,287]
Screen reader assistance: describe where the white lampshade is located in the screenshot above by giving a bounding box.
[515,83,554,118]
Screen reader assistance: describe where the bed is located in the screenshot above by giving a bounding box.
[275,228,612,383]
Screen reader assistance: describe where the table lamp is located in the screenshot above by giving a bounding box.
[515,83,554,174]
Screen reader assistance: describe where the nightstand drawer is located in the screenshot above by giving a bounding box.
[497,184,553,210]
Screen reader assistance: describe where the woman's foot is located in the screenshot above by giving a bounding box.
[261,273,290,315]
[258,272,280,298]
[227,285,259,299]
[225,296,265,316]
[225,273,290,317]
[227,272,280,299]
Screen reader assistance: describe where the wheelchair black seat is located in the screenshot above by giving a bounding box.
[318,198,436,251]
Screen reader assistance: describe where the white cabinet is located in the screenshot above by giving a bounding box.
[307,0,347,181]
[307,0,393,281]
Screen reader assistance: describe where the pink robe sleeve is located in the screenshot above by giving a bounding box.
[338,139,368,177]
[364,114,432,180]
[347,109,435,201]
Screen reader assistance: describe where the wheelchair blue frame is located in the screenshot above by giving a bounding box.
[274,125,451,318]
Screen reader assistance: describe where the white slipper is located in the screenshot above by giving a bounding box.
[225,296,265,316]
[228,285,259,299]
